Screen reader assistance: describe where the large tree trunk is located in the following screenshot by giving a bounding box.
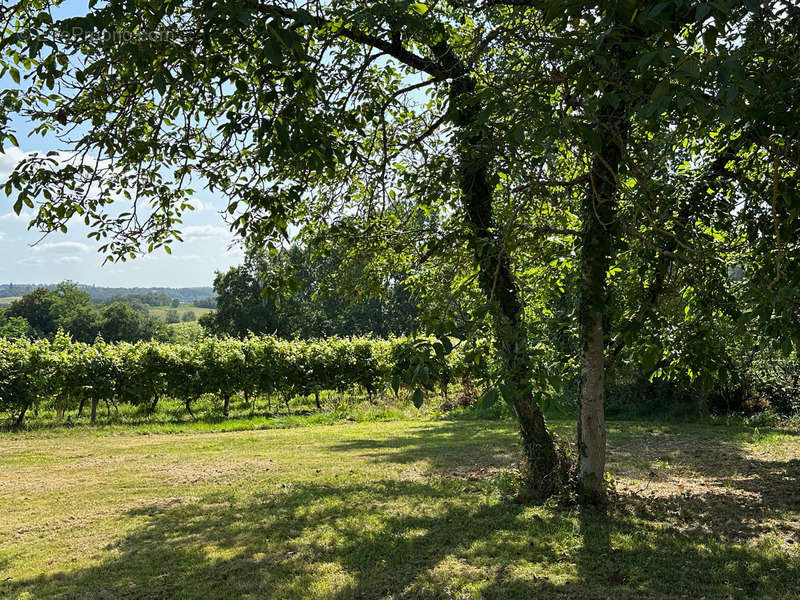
[90,398,99,424]
[577,104,628,500]
[449,69,562,499]
[577,233,609,499]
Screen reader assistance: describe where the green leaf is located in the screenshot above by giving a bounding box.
[582,127,602,152]
[411,388,424,409]
[477,388,498,410]
[154,72,167,95]
[695,3,712,22]
[641,346,661,373]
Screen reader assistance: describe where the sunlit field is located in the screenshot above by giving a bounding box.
[2,417,798,599]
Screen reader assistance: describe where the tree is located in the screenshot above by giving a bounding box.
[5,288,57,337]
[202,251,283,338]
[203,244,417,339]
[100,302,163,342]
[0,312,33,339]
[193,297,217,309]
[1,282,170,343]
[2,0,797,499]
[49,282,101,342]
[0,0,565,495]
[4,283,102,341]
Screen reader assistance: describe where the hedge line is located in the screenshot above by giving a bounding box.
[0,332,475,427]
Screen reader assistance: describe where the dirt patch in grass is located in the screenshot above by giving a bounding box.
[150,458,278,485]
[437,451,519,482]
[606,430,800,550]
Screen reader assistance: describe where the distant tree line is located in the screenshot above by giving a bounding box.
[0,245,418,343]
[0,283,214,302]
[0,282,165,343]
[98,292,174,308]
[200,245,418,339]
[165,309,196,324]
[192,297,217,309]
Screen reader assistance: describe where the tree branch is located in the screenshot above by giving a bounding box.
[255,4,452,78]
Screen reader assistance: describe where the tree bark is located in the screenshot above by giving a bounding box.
[449,66,562,498]
[14,403,29,430]
[90,398,98,424]
[223,394,230,417]
[577,103,628,500]
[577,262,607,498]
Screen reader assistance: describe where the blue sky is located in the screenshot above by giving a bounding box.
[0,2,244,288]
[0,148,244,286]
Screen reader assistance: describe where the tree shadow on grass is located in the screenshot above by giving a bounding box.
[5,479,797,599]
[2,479,557,599]
[3,423,799,599]
[324,420,523,475]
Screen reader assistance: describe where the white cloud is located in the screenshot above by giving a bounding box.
[0,210,32,222]
[0,231,5,241]
[224,245,245,260]
[0,147,27,178]
[17,255,44,265]
[185,197,215,212]
[176,254,205,262]
[182,224,230,240]
[31,241,90,254]
[0,147,85,178]
[17,243,92,266]
[0,148,113,201]
[57,255,83,264]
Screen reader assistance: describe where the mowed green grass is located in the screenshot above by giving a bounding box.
[147,304,215,319]
[1,418,798,599]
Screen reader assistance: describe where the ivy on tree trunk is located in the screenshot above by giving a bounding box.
[577,98,629,500]
[448,61,563,499]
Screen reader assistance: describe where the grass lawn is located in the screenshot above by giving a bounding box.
[1,417,798,599]
[147,304,215,320]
